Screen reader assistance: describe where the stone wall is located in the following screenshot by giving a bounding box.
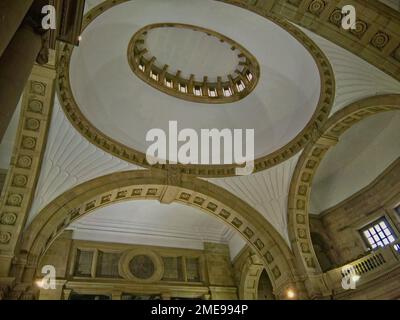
[37,234,238,300]
[335,265,400,300]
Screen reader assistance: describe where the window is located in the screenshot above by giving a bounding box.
[208,88,218,97]
[150,71,159,81]
[236,80,245,92]
[164,78,173,88]
[361,218,399,252]
[246,71,253,82]
[74,250,94,277]
[138,63,145,72]
[178,83,187,93]
[162,256,184,281]
[185,257,201,282]
[223,87,233,97]
[193,86,202,96]
[96,251,121,278]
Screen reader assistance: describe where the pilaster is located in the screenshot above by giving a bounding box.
[0,55,56,279]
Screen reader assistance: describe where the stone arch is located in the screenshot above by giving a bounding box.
[15,170,299,298]
[239,252,283,300]
[239,254,265,300]
[287,94,400,296]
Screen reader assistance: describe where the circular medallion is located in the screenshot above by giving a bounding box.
[129,255,155,280]
[119,249,164,282]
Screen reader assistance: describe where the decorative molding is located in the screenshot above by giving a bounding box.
[26,100,139,225]
[237,248,265,300]
[18,170,297,295]
[297,27,400,115]
[218,0,400,82]
[0,61,56,277]
[68,215,233,250]
[128,23,260,104]
[206,154,300,246]
[119,249,164,283]
[57,0,335,177]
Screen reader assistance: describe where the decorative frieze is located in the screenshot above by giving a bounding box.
[220,0,400,80]
[16,170,297,295]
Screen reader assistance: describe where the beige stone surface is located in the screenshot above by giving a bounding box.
[37,237,239,300]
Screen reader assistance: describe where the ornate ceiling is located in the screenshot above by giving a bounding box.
[15,0,400,260]
[61,0,332,176]
[220,0,400,82]
[128,23,260,104]
[67,200,242,252]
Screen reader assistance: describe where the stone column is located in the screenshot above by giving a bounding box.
[0,23,42,140]
[0,0,34,57]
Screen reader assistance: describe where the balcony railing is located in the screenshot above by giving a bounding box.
[325,239,400,292]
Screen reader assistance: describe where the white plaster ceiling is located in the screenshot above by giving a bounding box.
[206,154,300,246]
[311,110,400,214]
[67,200,245,258]
[144,26,240,80]
[26,97,140,226]
[70,0,321,160]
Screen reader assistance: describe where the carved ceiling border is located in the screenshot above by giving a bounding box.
[16,170,302,297]
[220,0,400,81]
[57,0,335,177]
[128,23,261,104]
